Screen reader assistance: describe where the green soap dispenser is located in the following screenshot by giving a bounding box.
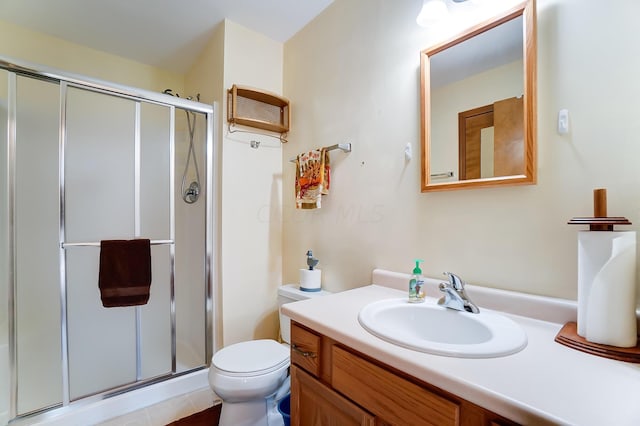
[409,259,425,303]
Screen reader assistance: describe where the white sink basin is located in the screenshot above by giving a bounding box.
[358,298,527,358]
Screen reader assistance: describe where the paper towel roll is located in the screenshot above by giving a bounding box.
[577,231,637,347]
[299,269,321,292]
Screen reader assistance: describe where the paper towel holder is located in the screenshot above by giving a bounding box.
[557,188,640,362]
[567,188,631,231]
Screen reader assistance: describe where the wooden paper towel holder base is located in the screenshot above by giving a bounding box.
[555,322,640,363]
[562,189,639,362]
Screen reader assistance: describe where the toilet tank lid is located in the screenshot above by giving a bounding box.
[278,283,333,300]
[213,339,289,374]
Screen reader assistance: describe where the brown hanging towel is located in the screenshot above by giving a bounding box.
[99,239,152,308]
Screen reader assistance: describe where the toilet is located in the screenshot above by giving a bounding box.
[209,284,332,426]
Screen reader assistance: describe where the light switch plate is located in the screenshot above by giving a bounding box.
[558,109,569,134]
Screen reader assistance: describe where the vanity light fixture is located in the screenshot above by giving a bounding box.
[416,0,449,26]
[416,0,469,26]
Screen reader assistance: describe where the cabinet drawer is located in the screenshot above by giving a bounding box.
[332,346,460,426]
[291,365,375,426]
[291,322,321,376]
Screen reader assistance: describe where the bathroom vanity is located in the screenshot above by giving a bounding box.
[290,322,516,425]
[282,270,640,425]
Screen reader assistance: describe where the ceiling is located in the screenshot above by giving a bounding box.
[0,0,334,74]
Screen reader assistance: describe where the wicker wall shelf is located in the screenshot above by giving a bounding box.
[227,84,290,136]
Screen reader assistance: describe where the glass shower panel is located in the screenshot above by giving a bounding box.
[15,76,63,414]
[65,87,135,241]
[66,248,136,399]
[139,103,171,379]
[65,87,137,399]
[174,109,206,372]
[140,102,171,238]
[140,246,171,379]
[0,69,9,424]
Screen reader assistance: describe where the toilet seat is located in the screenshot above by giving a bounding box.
[212,339,289,377]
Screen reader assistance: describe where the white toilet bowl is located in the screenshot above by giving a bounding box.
[209,339,289,426]
[209,284,333,426]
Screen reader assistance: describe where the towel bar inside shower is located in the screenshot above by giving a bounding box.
[61,240,174,248]
[289,143,352,163]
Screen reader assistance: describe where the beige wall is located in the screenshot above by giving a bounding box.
[186,23,225,107]
[283,0,640,303]
[220,20,284,345]
[0,19,184,93]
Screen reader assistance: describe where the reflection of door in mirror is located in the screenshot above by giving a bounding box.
[494,96,524,176]
[459,104,493,180]
[420,0,536,192]
[458,96,523,180]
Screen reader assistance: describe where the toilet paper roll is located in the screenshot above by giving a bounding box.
[577,231,637,347]
[299,269,321,292]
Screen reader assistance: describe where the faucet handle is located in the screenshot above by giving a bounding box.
[443,272,465,290]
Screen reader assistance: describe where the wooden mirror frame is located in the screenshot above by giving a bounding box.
[420,0,537,192]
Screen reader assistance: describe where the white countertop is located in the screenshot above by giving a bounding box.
[282,273,640,425]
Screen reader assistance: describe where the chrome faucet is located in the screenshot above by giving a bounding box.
[437,272,480,314]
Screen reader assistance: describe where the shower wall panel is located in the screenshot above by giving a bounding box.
[15,77,63,414]
[174,110,206,371]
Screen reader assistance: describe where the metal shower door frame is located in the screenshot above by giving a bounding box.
[2,56,216,420]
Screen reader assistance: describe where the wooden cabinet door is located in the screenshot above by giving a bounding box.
[291,365,375,426]
[332,346,459,426]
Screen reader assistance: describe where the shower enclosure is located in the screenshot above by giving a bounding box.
[0,57,216,423]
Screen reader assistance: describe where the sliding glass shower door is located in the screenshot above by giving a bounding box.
[64,87,174,400]
[0,59,214,421]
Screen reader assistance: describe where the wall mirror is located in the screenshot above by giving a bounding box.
[420,0,536,191]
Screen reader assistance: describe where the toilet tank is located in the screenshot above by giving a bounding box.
[278,284,333,344]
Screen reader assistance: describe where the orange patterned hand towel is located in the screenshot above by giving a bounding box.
[295,148,330,209]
